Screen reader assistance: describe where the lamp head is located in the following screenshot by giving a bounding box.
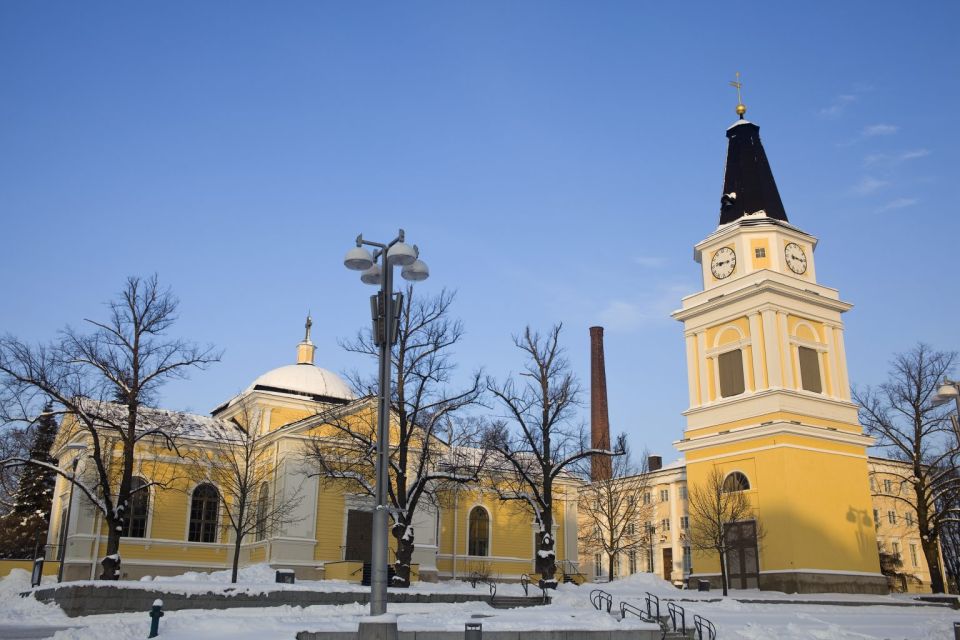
[387,242,417,267]
[400,257,429,282]
[344,245,375,271]
[360,264,382,286]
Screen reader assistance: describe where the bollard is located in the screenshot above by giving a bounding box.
[30,557,44,588]
[465,622,482,639]
[149,599,164,638]
[954,621,960,640]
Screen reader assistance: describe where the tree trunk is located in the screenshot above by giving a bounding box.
[535,528,557,589]
[99,526,121,580]
[392,522,414,588]
[607,552,615,582]
[922,538,945,593]
[231,534,243,584]
[718,545,728,596]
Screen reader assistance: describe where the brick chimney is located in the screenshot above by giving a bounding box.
[590,326,612,481]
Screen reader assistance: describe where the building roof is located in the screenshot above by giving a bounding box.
[718,118,788,226]
[245,363,355,403]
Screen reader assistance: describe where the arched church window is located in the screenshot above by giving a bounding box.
[188,483,220,543]
[718,349,746,397]
[798,346,822,393]
[722,471,751,493]
[468,506,490,556]
[122,476,149,538]
[255,482,269,542]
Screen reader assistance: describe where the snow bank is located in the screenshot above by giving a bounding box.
[0,569,69,624]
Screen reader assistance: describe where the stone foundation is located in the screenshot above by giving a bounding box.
[688,571,889,595]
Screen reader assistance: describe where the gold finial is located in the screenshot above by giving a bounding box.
[729,71,747,118]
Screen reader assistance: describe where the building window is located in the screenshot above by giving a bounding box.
[122,476,149,538]
[683,546,692,573]
[255,482,269,542]
[887,511,896,525]
[627,495,636,507]
[718,349,746,398]
[643,492,651,505]
[629,550,637,575]
[798,346,822,393]
[681,516,689,530]
[661,518,671,532]
[873,509,880,528]
[626,522,636,536]
[754,247,766,258]
[468,506,489,556]
[722,471,750,493]
[594,553,602,578]
[909,543,918,567]
[883,479,892,493]
[188,484,220,543]
[870,477,876,492]
[905,512,914,527]
[679,486,688,500]
[659,489,669,502]
[892,541,900,559]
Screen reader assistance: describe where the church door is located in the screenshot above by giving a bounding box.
[345,510,373,564]
[662,548,673,581]
[724,520,759,589]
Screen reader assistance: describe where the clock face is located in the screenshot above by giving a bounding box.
[710,247,736,279]
[784,242,808,274]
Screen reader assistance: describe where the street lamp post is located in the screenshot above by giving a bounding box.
[344,229,429,616]
[57,443,87,583]
[933,379,960,437]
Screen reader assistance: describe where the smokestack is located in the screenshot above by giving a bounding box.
[590,326,612,481]
[648,455,662,472]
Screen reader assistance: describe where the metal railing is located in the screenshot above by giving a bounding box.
[667,601,686,636]
[619,601,657,624]
[469,572,497,599]
[645,592,660,620]
[520,573,530,596]
[694,614,717,640]
[589,588,612,613]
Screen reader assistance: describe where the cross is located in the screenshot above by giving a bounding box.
[729,72,743,105]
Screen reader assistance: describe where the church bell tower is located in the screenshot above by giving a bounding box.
[672,93,886,594]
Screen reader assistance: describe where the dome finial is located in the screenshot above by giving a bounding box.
[297,313,316,365]
[729,71,747,118]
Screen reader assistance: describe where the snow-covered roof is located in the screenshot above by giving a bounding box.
[245,363,354,402]
[71,398,240,443]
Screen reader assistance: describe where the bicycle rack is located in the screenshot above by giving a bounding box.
[694,613,716,640]
[589,588,613,613]
[667,601,686,636]
[645,592,660,620]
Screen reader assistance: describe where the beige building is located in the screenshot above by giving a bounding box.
[580,456,940,593]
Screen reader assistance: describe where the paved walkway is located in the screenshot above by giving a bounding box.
[0,624,81,639]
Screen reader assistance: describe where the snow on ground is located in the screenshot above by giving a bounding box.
[0,566,957,639]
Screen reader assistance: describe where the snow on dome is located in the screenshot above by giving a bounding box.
[246,363,354,402]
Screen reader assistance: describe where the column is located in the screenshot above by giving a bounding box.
[834,327,852,400]
[777,312,794,389]
[761,309,782,388]
[696,332,709,403]
[685,334,700,407]
[748,312,765,391]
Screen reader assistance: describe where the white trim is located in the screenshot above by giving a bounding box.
[677,442,868,463]
[436,553,531,562]
[758,568,885,577]
[465,504,492,558]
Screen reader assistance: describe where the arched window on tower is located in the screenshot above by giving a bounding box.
[188,483,220,543]
[718,349,746,397]
[722,471,751,493]
[255,482,269,542]
[468,506,490,556]
[122,476,149,538]
[797,346,823,393]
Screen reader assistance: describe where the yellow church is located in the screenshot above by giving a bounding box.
[47,328,580,583]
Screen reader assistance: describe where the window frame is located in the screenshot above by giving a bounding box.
[188,483,220,544]
[467,505,491,557]
[122,476,150,539]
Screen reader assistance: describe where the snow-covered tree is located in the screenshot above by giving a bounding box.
[0,275,219,579]
[0,405,58,558]
[306,287,483,587]
[485,324,611,588]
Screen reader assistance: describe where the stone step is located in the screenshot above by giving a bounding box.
[489,596,548,609]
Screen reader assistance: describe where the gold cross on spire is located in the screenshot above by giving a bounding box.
[729,71,747,117]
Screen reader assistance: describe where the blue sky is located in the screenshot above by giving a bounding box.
[1,1,957,461]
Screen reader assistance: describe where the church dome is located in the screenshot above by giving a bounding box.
[246,363,355,403]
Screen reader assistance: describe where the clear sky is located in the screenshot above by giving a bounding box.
[1,1,957,462]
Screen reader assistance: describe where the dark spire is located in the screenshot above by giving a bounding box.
[718,119,788,226]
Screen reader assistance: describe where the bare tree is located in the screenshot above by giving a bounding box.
[485,324,610,588]
[578,434,653,581]
[0,275,219,579]
[854,343,958,593]
[687,466,762,596]
[306,287,483,587]
[186,406,303,583]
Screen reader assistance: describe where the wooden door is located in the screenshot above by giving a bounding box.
[344,509,373,564]
[724,520,759,589]
[662,548,673,581]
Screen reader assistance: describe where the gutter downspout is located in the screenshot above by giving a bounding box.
[451,485,459,580]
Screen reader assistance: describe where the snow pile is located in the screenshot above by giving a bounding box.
[0,569,70,624]
[145,563,278,585]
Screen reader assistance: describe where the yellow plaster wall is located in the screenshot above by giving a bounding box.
[687,442,879,577]
[750,238,771,270]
